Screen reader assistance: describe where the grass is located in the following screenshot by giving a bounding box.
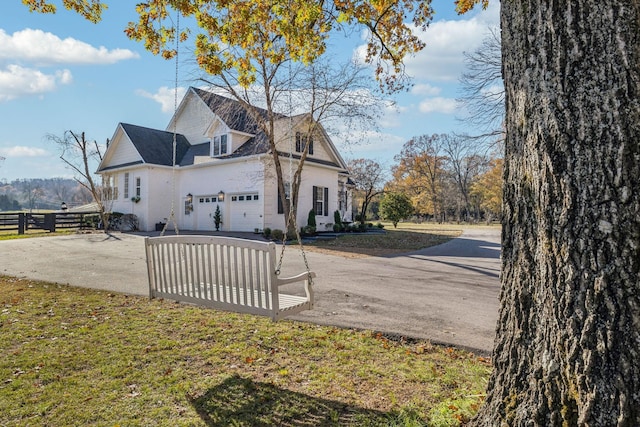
[1,276,490,426]
[0,230,77,240]
[306,222,467,258]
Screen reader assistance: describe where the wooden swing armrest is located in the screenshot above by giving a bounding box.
[276,271,316,286]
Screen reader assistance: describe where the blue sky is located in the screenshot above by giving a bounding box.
[0,1,499,182]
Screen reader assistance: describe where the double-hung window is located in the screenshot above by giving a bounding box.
[313,186,328,216]
[212,134,228,156]
[295,132,314,155]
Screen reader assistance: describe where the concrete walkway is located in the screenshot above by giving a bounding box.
[0,228,500,354]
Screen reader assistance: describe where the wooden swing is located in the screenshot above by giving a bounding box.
[145,12,315,321]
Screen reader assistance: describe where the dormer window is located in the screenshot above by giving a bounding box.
[212,134,228,156]
[295,132,314,155]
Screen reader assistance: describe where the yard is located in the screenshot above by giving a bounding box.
[1,281,489,426]
[0,222,497,426]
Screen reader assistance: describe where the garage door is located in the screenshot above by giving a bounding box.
[229,193,262,232]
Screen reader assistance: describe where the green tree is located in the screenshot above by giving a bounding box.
[379,192,413,228]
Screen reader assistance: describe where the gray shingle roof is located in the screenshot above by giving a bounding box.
[191,87,276,158]
[121,123,191,166]
[178,142,209,166]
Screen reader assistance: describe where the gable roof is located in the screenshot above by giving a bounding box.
[121,123,191,167]
[190,87,276,158]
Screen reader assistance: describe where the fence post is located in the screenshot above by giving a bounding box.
[18,213,25,234]
[45,213,56,232]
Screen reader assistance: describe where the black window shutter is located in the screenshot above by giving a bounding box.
[309,139,314,155]
[295,132,301,153]
[312,186,318,215]
[323,187,329,216]
[277,188,283,214]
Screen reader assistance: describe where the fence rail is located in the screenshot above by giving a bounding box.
[0,212,100,234]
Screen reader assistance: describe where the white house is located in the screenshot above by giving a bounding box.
[97,87,353,232]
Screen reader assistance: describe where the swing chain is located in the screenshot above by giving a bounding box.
[274,210,313,284]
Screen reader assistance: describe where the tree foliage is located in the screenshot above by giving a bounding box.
[389,133,495,222]
[469,157,502,221]
[379,192,413,228]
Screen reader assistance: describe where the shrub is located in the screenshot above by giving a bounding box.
[301,226,316,236]
[120,214,139,232]
[263,227,271,238]
[307,209,316,227]
[213,205,222,231]
[367,222,374,228]
[333,223,343,232]
[377,222,384,229]
[333,210,342,226]
[357,223,367,232]
[271,229,284,241]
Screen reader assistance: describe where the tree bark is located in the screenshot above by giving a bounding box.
[472,1,640,425]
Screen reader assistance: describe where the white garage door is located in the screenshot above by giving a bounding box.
[229,193,262,232]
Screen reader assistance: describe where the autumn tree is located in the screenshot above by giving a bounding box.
[347,158,385,223]
[24,0,640,424]
[441,133,489,222]
[469,157,502,222]
[392,134,449,221]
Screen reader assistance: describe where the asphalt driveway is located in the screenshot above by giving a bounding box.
[0,228,500,354]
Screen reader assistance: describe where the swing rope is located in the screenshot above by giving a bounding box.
[161,11,181,236]
[274,48,314,285]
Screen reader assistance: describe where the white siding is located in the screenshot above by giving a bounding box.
[171,91,215,145]
[262,159,340,232]
[103,132,142,169]
[273,118,338,165]
[177,158,265,231]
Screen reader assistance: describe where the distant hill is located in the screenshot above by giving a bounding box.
[0,178,93,211]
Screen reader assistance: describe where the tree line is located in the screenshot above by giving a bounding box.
[0,178,92,212]
[349,133,503,225]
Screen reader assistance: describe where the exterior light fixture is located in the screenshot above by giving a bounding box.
[60,202,68,211]
[186,193,193,203]
[217,191,225,202]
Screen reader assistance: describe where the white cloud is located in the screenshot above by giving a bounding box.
[0,28,139,65]
[0,145,49,157]
[411,83,442,96]
[0,64,72,102]
[137,86,188,113]
[418,97,458,114]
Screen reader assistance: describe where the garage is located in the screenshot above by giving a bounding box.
[229,193,262,231]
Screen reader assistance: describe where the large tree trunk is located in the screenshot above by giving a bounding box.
[472,1,640,425]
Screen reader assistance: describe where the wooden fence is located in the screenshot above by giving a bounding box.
[0,212,100,234]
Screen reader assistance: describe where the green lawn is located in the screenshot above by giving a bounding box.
[1,276,490,426]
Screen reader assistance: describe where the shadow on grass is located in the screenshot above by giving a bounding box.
[188,374,416,426]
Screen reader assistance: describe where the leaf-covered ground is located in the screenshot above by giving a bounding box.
[306,223,464,258]
[1,276,490,426]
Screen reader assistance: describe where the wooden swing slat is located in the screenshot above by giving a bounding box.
[146,235,314,321]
